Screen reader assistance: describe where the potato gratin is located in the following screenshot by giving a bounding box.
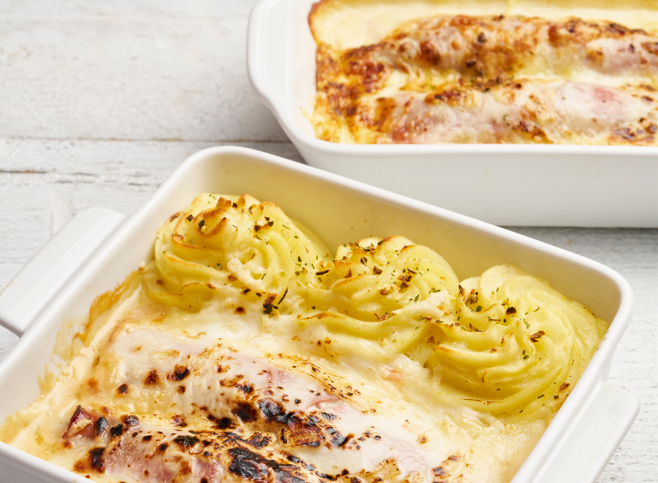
[0,195,607,483]
[310,1,658,145]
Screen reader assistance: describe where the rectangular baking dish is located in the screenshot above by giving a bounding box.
[247,0,658,227]
[0,146,639,483]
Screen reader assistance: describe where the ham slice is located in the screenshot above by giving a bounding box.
[60,326,485,482]
[365,80,657,144]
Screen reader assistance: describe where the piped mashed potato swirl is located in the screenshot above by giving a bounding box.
[429,265,607,419]
[145,194,332,311]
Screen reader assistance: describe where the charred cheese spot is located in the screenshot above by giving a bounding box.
[144,370,160,385]
[167,365,190,382]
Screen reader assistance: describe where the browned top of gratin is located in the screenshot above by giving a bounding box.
[0,194,610,483]
[311,13,658,145]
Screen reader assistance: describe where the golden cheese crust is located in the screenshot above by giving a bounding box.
[311,12,658,145]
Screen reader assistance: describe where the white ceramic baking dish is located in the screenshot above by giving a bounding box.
[247,0,658,228]
[0,147,639,483]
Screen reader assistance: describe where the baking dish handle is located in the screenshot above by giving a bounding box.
[0,207,125,337]
[247,0,289,114]
[533,381,640,483]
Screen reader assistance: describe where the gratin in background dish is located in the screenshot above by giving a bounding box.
[310,7,657,145]
[0,147,638,483]
[247,0,658,227]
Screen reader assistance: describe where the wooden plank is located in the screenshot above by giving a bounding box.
[0,0,286,142]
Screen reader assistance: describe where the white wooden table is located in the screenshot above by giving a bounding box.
[0,1,655,481]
